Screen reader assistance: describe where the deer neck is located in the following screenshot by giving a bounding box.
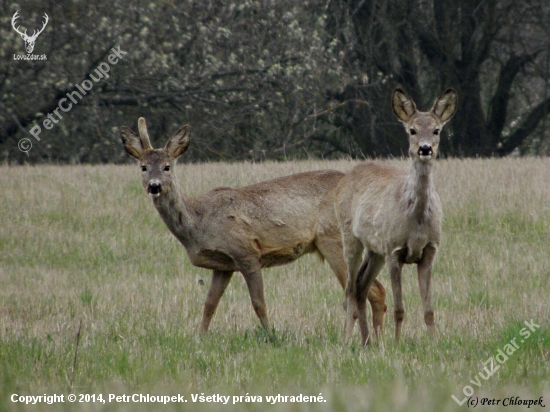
[404,159,434,223]
[151,178,199,249]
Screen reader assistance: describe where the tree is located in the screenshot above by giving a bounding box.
[1,0,549,163]
[322,0,550,157]
[0,0,341,163]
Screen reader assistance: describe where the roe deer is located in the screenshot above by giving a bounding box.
[120,118,387,336]
[335,88,457,345]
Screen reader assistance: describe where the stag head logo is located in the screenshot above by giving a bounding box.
[11,10,49,54]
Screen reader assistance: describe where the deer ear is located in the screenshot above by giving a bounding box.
[165,125,191,159]
[432,88,458,124]
[392,88,417,123]
[120,126,145,160]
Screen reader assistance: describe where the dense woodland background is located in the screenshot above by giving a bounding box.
[1,0,550,164]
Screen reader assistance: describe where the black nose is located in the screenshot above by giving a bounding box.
[148,182,161,194]
[418,145,433,156]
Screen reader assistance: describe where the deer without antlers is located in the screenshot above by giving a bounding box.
[120,118,387,336]
[11,10,49,54]
[335,88,458,345]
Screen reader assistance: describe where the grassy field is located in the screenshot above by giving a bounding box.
[0,158,549,411]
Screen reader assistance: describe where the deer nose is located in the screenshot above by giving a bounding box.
[418,144,433,157]
[148,181,162,196]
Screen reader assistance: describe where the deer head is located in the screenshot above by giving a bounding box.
[392,88,458,162]
[12,11,49,54]
[120,118,191,197]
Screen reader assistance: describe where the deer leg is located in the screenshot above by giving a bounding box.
[418,245,437,336]
[356,251,385,346]
[201,270,234,333]
[368,279,387,339]
[314,238,347,289]
[315,238,387,338]
[388,254,405,341]
[342,235,364,340]
[240,264,270,332]
[315,239,356,334]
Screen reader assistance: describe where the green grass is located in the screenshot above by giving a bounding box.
[0,158,549,411]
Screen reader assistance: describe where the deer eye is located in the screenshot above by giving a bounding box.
[433,129,440,135]
[410,129,417,135]
[141,165,147,172]
[164,165,171,172]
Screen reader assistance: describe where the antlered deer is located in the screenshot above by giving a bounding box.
[335,88,457,345]
[11,11,49,54]
[120,118,387,336]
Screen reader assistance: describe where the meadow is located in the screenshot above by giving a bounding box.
[0,157,548,411]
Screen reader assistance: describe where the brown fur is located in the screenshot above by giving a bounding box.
[335,88,457,345]
[120,118,387,335]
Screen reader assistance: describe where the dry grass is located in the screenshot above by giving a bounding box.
[0,157,549,411]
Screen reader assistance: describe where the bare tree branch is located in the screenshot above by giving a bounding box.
[486,50,542,151]
[498,97,550,155]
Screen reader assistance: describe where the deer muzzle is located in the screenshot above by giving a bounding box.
[148,180,162,197]
[418,144,433,161]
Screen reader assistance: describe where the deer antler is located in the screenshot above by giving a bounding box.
[138,117,153,151]
[11,11,48,41]
[28,13,49,41]
[11,11,28,39]
[11,11,49,54]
